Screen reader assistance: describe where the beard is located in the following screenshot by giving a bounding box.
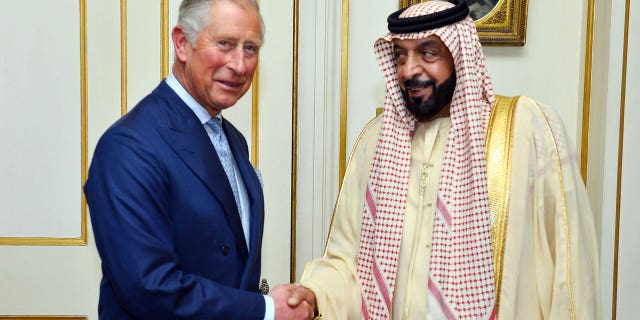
[400,71,457,121]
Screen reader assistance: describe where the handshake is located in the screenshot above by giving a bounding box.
[268,282,318,320]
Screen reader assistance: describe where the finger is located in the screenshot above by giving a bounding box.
[271,283,294,294]
[299,287,315,304]
[278,283,295,290]
[287,287,307,307]
[303,301,315,320]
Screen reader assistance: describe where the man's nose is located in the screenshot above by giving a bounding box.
[227,48,247,75]
[402,54,423,81]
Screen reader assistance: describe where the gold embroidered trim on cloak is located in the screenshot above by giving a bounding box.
[485,95,519,312]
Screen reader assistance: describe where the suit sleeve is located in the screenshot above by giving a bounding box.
[84,127,265,319]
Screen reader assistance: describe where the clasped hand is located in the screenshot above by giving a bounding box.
[269,282,317,320]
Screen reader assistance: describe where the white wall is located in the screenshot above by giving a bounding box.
[0,0,105,317]
[601,0,640,318]
[0,2,82,238]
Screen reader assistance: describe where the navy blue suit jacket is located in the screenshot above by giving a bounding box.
[84,80,266,319]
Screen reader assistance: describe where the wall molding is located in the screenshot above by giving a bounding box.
[612,0,630,318]
[0,0,88,246]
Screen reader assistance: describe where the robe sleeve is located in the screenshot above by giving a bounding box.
[526,97,601,319]
[299,117,382,319]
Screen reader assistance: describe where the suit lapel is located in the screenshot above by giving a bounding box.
[223,120,265,287]
[223,123,264,245]
[155,86,249,261]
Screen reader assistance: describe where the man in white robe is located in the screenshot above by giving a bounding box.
[288,1,600,319]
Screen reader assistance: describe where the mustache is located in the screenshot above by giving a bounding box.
[403,78,436,88]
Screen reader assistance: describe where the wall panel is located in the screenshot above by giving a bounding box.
[0,0,85,241]
[127,0,162,108]
[615,0,639,318]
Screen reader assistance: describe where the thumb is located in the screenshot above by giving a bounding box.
[287,292,300,307]
[287,285,307,307]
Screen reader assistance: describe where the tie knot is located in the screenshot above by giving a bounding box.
[207,117,223,134]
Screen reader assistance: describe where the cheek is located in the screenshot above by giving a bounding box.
[245,58,260,75]
[200,51,227,72]
[441,58,455,81]
[430,65,453,85]
[396,68,407,88]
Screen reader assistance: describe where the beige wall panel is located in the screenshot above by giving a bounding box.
[0,1,82,238]
[344,0,399,155]
[295,0,350,279]
[0,245,100,318]
[223,90,255,149]
[86,0,122,144]
[127,0,163,107]
[254,0,295,285]
[0,0,113,316]
[599,0,624,317]
[615,0,640,317]
[587,0,612,240]
[168,0,181,72]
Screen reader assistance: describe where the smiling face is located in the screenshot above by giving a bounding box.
[172,0,262,116]
[393,35,456,121]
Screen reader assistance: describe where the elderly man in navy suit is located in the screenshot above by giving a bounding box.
[84,0,313,319]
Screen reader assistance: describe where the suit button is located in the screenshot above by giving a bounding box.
[221,245,230,256]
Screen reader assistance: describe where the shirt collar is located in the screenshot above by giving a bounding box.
[166,72,222,124]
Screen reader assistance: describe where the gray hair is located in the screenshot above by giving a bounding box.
[178,0,265,45]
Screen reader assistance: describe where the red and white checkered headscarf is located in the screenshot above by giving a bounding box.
[356,1,496,319]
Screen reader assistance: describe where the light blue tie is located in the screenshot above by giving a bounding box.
[207,118,241,210]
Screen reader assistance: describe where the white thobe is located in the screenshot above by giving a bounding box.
[300,96,600,319]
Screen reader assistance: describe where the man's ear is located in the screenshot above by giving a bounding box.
[172,25,190,63]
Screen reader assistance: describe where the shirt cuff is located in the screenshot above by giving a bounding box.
[263,295,275,320]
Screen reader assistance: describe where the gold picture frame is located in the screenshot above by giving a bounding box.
[399,0,528,46]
